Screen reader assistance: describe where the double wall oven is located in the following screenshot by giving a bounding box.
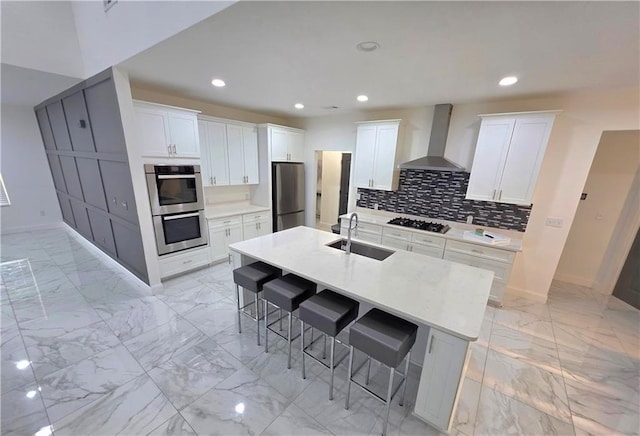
[145,164,208,255]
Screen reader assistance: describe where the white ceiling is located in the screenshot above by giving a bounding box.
[1,64,81,106]
[121,1,639,118]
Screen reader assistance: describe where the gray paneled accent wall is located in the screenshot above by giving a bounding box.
[35,68,149,283]
[356,169,532,232]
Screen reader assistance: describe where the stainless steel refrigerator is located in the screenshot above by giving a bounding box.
[272,162,305,231]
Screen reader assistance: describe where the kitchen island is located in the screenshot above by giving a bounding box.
[229,226,494,432]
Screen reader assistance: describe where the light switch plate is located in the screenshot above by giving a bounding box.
[545,217,563,228]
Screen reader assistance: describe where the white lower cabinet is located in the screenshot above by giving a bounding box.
[159,246,211,279]
[381,228,445,259]
[209,216,243,263]
[414,329,471,432]
[242,212,271,240]
[340,221,383,244]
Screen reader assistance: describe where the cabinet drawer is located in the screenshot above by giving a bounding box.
[242,212,270,224]
[445,240,515,263]
[355,232,382,244]
[381,236,409,251]
[340,220,382,235]
[411,233,446,249]
[382,227,411,241]
[443,251,512,282]
[208,215,242,230]
[410,243,444,259]
[160,246,210,279]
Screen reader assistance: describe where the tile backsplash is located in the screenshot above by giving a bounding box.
[356,169,532,232]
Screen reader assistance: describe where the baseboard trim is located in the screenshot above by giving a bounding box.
[506,285,548,303]
[1,222,64,235]
[552,273,594,288]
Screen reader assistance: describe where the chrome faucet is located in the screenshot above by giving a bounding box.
[345,212,359,255]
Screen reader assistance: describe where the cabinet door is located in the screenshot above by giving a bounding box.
[498,116,554,205]
[47,155,67,193]
[226,226,244,253]
[59,156,84,201]
[288,131,305,162]
[226,124,245,185]
[99,160,138,224]
[57,193,75,226]
[466,119,515,202]
[242,126,259,184]
[243,222,259,241]
[111,220,147,280]
[75,158,107,210]
[270,128,289,161]
[381,236,409,251]
[414,329,470,432]
[198,121,212,186]
[410,243,444,259]
[168,112,200,158]
[208,122,230,186]
[135,107,171,157]
[62,91,95,152]
[46,101,73,150]
[354,125,376,188]
[87,209,116,256]
[36,108,56,150]
[209,227,228,262]
[84,79,126,155]
[69,199,93,239]
[372,124,400,190]
[256,219,271,237]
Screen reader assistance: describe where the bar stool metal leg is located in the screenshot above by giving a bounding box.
[279,308,283,331]
[323,334,327,359]
[400,351,411,407]
[329,336,336,400]
[310,328,314,350]
[382,367,395,436]
[301,320,306,379]
[255,292,260,345]
[264,299,269,353]
[236,284,242,334]
[345,345,354,409]
[287,312,293,369]
[365,357,371,385]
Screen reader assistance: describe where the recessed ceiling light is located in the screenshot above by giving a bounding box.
[294,103,304,109]
[357,95,369,102]
[211,78,226,87]
[356,41,380,52]
[499,76,518,86]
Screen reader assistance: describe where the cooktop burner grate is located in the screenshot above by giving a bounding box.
[387,218,450,234]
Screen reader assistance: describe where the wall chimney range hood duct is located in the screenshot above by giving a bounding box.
[400,103,466,172]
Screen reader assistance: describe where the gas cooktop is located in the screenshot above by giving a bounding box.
[387,218,450,234]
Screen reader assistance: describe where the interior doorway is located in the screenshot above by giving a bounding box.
[613,226,640,309]
[315,151,351,232]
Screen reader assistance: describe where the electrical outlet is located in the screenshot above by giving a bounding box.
[545,217,563,228]
[373,203,379,210]
[466,215,473,224]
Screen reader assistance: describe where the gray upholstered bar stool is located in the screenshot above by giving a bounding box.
[299,290,360,400]
[263,274,316,369]
[345,308,418,436]
[233,262,281,345]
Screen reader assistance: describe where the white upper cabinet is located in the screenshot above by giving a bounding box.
[354,120,402,191]
[466,111,557,205]
[269,126,305,162]
[199,120,229,187]
[134,101,200,159]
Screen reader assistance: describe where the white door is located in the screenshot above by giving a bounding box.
[242,126,259,184]
[198,121,212,186]
[226,124,245,185]
[168,112,200,158]
[208,122,230,186]
[136,107,170,157]
[372,123,400,190]
[465,118,515,202]
[498,116,554,205]
[288,131,305,162]
[270,128,289,161]
[209,227,228,262]
[354,125,377,188]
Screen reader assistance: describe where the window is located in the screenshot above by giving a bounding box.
[0,174,11,206]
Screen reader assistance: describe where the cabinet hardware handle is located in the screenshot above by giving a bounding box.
[492,189,497,200]
[213,176,216,185]
[183,260,192,264]
[121,201,128,210]
[471,249,482,253]
[173,145,177,155]
[112,196,117,204]
[79,120,87,128]
[224,220,231,223]
[167,145,171,155]
[209,177,213,184]
[429,336,435,354]
[498,190,502,201]
[228,253,232,264]
[258,222,261,230]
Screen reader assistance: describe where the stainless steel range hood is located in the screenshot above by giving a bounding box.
[400,104,466,171]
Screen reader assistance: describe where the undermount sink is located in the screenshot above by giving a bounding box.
[326,239,395,261]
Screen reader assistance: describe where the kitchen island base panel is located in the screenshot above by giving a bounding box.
[233,251,473,433]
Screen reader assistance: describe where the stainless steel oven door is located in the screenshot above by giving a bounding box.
[146,172,205,215]
[153,211,208,255]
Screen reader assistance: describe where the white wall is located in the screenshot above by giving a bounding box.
[0,104,62,233]
[301,88,640,301]
[555,130,640,287]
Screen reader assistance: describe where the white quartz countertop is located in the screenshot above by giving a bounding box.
[229,226,494,341]
[206,203,270,220]
[339,211,523,252]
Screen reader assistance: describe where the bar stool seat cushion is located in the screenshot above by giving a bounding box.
[299,290,359,337]
[233,262,281,293]
[263,274,316,312]
[349,308,418,368]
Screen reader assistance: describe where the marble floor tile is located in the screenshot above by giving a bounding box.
[1,334,37,394]
[602,307,640,337]
[147,413,198,436]
[474,386,575,435]
[148,337,243,410]
[483,349,571,422]
[613,328,640,362]
[95,295,178,341]
[123,316,207,371]
[213,322,271,364]
[489,323,561,372]
[452,377,482,436]
[477,316,493,345]
[39,344,145,422]
[182,298,239,337]
[26,320,120,379]
[51,374,177,436]
[10,288,94,324]
[552,321,627,357]
[466,342,488,383]
[262,403,334,436]
[502,293,551,319]
[1,385,51,436]
[493,307,556,342]
[157,282,229,314]
[76,274,151,304]
[18,306,104,347]
[180,366,290,435]
[565,379,640,435]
